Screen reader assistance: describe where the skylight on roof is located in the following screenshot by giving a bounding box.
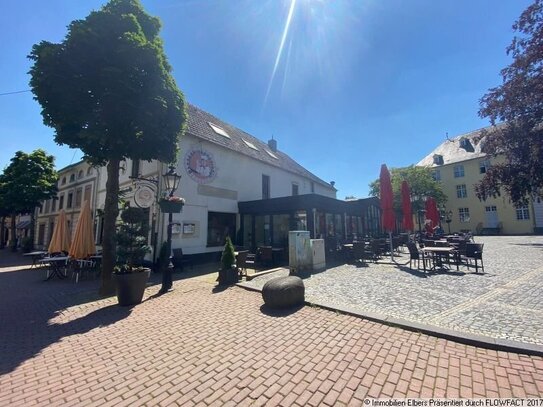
[242,139,259,151]
[265,149,278,159]
[208,122,230,139]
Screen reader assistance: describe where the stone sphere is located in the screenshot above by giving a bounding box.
[262,276,305,309]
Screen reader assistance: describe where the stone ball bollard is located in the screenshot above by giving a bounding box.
[262,276,305,309]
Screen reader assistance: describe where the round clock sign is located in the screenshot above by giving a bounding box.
[184,149,217,184]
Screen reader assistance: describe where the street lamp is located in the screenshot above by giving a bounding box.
[445,210,453,234]
[159,165,182,294]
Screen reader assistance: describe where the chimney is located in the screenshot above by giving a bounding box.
[330,181,336,187]
[268,137,277,152]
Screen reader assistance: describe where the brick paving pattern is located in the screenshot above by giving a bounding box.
[0,245,542,405]
[245,236,543,345]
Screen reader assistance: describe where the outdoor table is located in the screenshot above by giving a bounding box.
[23,251,48,268]
[38,256,70,281]
[420,247,458,272]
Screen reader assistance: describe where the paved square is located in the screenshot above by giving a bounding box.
[245,236,543,346]
[0,241,542,405]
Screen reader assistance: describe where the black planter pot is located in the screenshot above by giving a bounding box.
[113,268,151,306]
[217,266,239,285]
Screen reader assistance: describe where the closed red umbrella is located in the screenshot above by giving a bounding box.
[401,180,414,231]
[379,164,395,232]
[425,197,440,233]
[379,164,395,261]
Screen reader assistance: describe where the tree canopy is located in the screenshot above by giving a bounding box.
[476,0,543,205]
[28,0,186,294]
[368,165,447,216]
[0,150,58,214]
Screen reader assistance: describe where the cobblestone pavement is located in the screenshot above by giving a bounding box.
[1,247,542,405]
[245,236,543,346]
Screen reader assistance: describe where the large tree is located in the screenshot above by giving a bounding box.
[476,0,543,205]
[0,150,58,251]
[29,0,186,294]
[369,165,447,217]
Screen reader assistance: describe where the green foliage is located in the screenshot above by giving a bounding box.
[477,0,543,205]
[28,0,186,290]
[368,165,447,214]
[28,0,186,166]
[221,236,236,270]
[0,150,58,214]
[116,207,150,270]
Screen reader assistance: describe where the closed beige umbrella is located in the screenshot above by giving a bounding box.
[69,200,96,259]
[48,209,71,254]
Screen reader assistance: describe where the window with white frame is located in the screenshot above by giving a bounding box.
[432,169,441,181]
[458,207,470,223]
[516,206,530,220]
[456,184,467,198]
[453,165,465,178]
[479,159,490,174]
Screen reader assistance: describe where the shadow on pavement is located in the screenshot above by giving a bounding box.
[0,264,131,376]
[259,304,304,317]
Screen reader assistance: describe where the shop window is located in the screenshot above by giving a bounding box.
[207,212,236,247]
[272,214,290,246]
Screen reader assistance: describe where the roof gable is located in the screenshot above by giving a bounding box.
[186,104,334,190]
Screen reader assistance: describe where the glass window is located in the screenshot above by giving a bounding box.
[262,174,270,199]
[59,195,64,210]
[479,159,490,174]
[516,206,530,220]
[310,182,315,193]
[78,170,84,179]
[454,165,465,178]
[37,224,45,246]
[87,167,93,176]
[294,210,307,231]
[208,122,230,139]
[432,170,441,181]
[67,192,73,209]
[69,174,75,183]
[255,215,271,247]
[207,212,236,247]
[272,214,290,246]
[75,188,82,208]
[44,199,51,214]
[61,177,66,185]
[456,184,467,198]
[292,183,299,196]
[242,214,253,249]
[51,197,57,212]
[458,208,470,223]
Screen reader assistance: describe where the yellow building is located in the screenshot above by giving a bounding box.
[417,127,543,235]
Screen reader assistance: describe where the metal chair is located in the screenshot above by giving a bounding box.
[463,243,484,273]
[406,242,427,271]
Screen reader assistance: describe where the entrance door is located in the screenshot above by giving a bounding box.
[484,206,499,228]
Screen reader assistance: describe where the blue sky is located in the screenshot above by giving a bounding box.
[0,0,531,198]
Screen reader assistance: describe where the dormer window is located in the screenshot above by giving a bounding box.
[433,154,444,165]
[208,122,230,139]
[459,137,474,151]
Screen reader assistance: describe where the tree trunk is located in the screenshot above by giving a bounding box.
[9,213,17,252]
[100,158,120,296]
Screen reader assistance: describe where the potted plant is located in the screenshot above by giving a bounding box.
[113,207,151,306]
[159,196,185,213]
[217,236,238,285]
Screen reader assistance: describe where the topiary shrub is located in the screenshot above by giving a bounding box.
[218,236,237,285]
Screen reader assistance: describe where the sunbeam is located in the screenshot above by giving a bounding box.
[263,0,297,108]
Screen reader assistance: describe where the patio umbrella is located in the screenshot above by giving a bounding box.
[401,180,414,232]
[48,209,71,254]
[425,197,440,234]
[69,200,96,259]
[379,164,395,261]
